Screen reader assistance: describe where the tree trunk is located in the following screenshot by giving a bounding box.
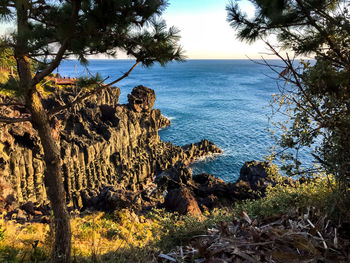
[15,1,72,262]
[29,92,72,263]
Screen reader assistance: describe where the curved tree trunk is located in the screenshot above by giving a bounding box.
[29,92,72,263]
[15,1,72,262]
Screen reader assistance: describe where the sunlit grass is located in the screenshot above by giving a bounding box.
[0,175,341,262]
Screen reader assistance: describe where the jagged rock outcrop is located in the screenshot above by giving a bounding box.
[160,161,281,213]
[164,187,202,216]
[238,161,271,191]
[127,85,156,112]
[0,85,222,211]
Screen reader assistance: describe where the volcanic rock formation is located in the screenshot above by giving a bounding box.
[0,85,222,213]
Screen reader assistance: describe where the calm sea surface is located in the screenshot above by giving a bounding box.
[59,59,285,182]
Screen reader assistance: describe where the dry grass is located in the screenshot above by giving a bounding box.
[0,208,224,262]
[160,208,350,262]
[0,175,346,262]
[0,209,166,262]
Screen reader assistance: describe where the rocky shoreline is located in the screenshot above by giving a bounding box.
[0,85,274,222]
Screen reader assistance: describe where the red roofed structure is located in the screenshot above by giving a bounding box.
[49,74,77,86]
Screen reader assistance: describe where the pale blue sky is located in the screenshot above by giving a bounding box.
[0,1,273,59]
[162,0,271,59]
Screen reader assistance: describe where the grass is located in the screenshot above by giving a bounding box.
[0,174,343,262]
[234,174,339,219]
[0,208,232,262]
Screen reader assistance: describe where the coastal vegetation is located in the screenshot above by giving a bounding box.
[0,1,182,262]
[227,0,350,214]
[0,0,349,262]
[0,175,340,262]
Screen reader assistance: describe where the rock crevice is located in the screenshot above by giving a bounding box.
[0,85,222,212]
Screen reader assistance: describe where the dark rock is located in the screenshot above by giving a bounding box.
[183,139,222,165]
[128,85,156,112]
[40,216,50,224]
[160,159,289,213]
[0,176,17,213]
[158,114,171,129]
[15,209,27,223]
[21,201,35,215]
[0,85,222,214]
[227,181,259,200]
[238,161,272,191]
[157,162,193,190]
[164,187,202,216]
[94,186,141,211]
[100,104,118,125]
[193,173,228,197]
[199,194,218,210]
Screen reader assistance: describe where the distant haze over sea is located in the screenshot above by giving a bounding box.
[59,59,285,182]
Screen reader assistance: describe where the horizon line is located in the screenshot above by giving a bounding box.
[63,58,285,61]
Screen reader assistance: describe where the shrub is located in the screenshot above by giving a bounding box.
[0,224,5,241]
[234,175,337,219]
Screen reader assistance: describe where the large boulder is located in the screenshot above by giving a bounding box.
[164,187,202,216]
[128,85,156,112]
[156,162,193,190]
[192,173,228,197]
[238,161,271,191]
[93,186,141,211]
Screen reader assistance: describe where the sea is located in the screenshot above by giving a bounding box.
[58,59,285,182]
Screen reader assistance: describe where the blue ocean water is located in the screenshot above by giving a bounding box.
[58,59,283,182]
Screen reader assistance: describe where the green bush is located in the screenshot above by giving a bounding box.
[0,225,5,241]
[145,208,232,252]
[234,175,336,219]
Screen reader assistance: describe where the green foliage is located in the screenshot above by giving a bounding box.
[0,246,20,263]
[227,0,350,204]
[235,175,337,219]
[1,0,183,70]
[0,76,22,96]
[0,0,184,98]
[0,42,15,70]
[0,209,234,262]
[0,70,9,84]
[1,188,343,263]
[147,208,232,251]
[75,73,103,90]
[0,224,5,241]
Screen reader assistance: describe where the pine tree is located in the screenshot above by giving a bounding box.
[227,0,350,213]
[0,1,183,262]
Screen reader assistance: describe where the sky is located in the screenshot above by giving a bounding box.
[0,0,274,60]
[162,0,271,59]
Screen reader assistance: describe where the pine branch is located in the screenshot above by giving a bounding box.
[295,0,349,66]
[31,0,81,86]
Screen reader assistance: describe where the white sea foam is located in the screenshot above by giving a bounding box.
[163,115,176,121]
[59,59,295,180]
[191,152,223,163]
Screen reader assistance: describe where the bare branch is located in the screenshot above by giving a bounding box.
[265,42,327,122]
[0,102,26,107]
[0,116,31,123]
[49,61,140,116]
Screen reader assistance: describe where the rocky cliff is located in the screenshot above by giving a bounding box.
[0,85,222,211]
